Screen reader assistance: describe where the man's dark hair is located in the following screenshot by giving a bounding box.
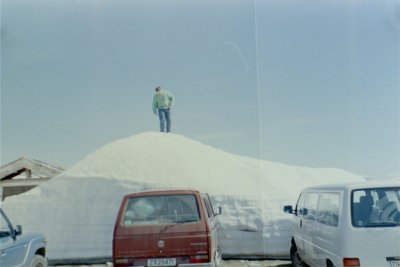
[155,86,161,92]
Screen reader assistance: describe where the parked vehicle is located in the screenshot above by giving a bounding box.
[283,181,400,267]
[113,189,222,267]
[0,207,47,267]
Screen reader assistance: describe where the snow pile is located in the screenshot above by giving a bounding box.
[3,132,365,260]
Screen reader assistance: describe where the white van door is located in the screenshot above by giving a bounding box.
[313,192,341,266]
[292,193,306,255]
[300,192,319,266]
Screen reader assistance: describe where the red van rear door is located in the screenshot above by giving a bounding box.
[113,193,210,266]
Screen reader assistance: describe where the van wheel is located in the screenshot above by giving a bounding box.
[30,255,47,267]
[290,245,304,267]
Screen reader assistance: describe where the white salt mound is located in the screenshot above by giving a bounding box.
[3,132,365,260]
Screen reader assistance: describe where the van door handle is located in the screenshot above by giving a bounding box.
[300,219,303,228]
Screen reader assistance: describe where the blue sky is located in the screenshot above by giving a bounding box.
[1,0,399,179]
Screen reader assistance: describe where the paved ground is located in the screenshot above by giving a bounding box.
[51,260,293,267]
[221,260,293,267]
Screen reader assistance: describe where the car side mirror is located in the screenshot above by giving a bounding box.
[215,207,222,216]
[15,225,22,236]
[283,205,293,214]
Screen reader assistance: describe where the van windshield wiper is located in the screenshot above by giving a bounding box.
[158,219,198,234]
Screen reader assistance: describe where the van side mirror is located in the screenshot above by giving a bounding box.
[215,207,222,216]
[302,208,308,216]
[283,205,293,214]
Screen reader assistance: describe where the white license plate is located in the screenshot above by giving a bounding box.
[147,258,176,267]
[387,257,400,267]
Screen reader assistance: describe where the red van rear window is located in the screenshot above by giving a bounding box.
[122,194,200,226]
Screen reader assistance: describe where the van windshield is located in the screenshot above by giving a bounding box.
[352,187,400,227]
[122,194,200,226]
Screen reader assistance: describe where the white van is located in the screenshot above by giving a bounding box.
[283,181,400,267]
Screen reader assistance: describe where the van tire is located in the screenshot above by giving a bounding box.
[30,255,47,267]
[290,245,304,267]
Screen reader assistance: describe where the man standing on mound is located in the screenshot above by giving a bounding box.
[152,86,174,133]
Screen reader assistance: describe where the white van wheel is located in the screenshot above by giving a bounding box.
[290,245,304,267]
[30,255,47,267]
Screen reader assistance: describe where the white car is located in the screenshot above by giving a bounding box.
[284,181,400,267]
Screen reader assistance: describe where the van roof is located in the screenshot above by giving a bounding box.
[303,180,399,192]
[123,189,202,199]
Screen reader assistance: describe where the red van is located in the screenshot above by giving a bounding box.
[113,189,221,267]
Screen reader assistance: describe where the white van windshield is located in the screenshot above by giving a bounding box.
[122,194,200,226]
[352,187,400,227]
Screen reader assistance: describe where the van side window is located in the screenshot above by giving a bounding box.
[303,193,319,221]
[202,196,213,218]
[317,193,339,227]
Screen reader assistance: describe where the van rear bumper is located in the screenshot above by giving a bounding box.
[178,263,215,267]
